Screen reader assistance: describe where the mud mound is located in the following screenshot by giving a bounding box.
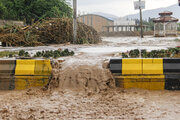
[48,61,115,92]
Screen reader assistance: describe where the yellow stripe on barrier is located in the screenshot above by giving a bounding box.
[14,60,52,90]
[15,76,49,90]
[122,59,142,75]
[143,59,163,75]
[34,60,52,76]
[115,75,165,90]
[15,60,35,75]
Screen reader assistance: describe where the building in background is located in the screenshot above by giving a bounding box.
[114,18,136,31]
[78,13,148,33]
[78,14,114,32]
[153,11,179,37]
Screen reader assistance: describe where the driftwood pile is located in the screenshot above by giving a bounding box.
[0,18,101,47]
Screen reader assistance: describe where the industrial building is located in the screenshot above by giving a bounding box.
[78,14,114,32]
[153,11,179,37]
[78,14,147,33]
[114,18,136,31]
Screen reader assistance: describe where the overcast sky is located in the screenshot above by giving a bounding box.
[77,0,179,17]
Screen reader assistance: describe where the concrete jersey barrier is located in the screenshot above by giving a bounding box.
[109,58,180,90]
[0,60,16,90]
[0,59,52,90]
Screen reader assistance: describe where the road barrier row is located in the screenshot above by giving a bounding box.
[0,60,52,90]
[109,58,180,90]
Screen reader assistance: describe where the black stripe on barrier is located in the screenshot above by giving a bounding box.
[163,58,180,73]
[109,59,122,73]
[0,60,16,74]
[0,60,16,90]
[0,75,15,90]
[165,75,180,90]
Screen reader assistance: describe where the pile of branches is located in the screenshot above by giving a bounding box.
[0,27,43,47]
[34,18,101,44]
[0,18,101,47]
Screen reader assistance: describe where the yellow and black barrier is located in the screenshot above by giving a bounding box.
[109,58,180,90]
[0,59,52,90]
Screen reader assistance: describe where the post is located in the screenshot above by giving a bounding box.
[73,0,77,44]
[139,0,143,38]
[163,23,166,37]
[154,23,156,36]
[139,0,144,58]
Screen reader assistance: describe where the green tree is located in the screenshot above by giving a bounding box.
[0,0,72,24]
[0,2,7,18]
[143,18,154,31]
[177,23,180,31]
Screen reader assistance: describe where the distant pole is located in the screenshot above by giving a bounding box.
[73,0,77,44]
[139,0,144,38]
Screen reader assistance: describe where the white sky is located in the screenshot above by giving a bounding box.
[77,0,179,17]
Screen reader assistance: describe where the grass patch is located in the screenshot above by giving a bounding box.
[0,49,74,58]
[0,51,18,58]
[122,47,180,58]
[174,38,180,41]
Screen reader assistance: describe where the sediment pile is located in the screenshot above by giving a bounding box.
[48,61,115,92]
[0,18,101,47]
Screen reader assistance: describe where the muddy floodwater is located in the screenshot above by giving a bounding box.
[0,36,180,119]
[0,89,180,120]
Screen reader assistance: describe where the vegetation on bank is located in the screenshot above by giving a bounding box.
[0,0,72,24]
[33,49,74,58]
[122,47,180,58]
[0,49,74,58]
[0,51,18,58]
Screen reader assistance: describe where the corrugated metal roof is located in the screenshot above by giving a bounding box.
[79,14,114,22]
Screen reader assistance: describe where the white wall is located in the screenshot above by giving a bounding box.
[114,18,136,31]
[114,18,135,26]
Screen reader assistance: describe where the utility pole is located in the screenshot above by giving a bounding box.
[73,0,77,44]
[139,0,143,38]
